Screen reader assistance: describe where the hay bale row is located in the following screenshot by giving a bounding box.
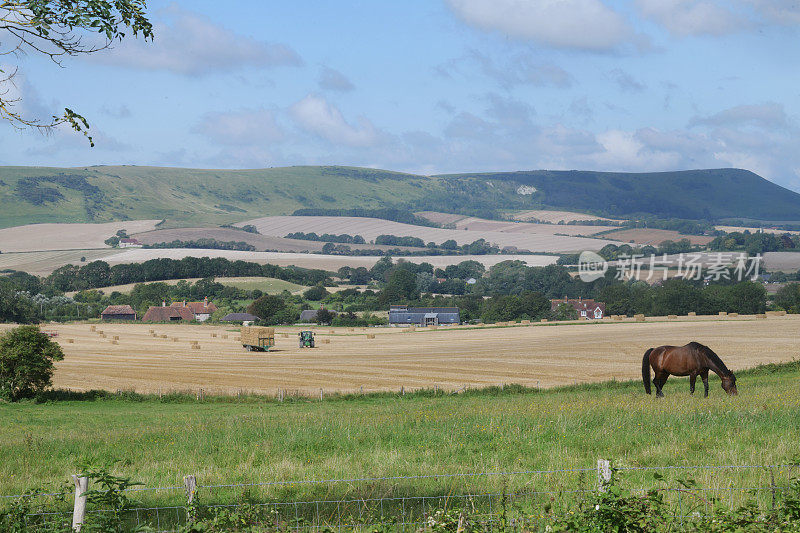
[634,314,645,322]
[688,312,697,317]
[719,311,727,316]
[766,310,786,317]
[756,313,767,319]
[728,312,739,318]
[540,318,548,323]
[521,320,531,325]
[366,333,376,339]
[667,315,677,320]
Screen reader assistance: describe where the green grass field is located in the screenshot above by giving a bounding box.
[2,361,798,512]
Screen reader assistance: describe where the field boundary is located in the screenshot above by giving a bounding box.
[7,462,799,532]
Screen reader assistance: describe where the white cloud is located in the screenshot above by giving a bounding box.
[89,5,302,75]
[289,95,381,147]
[608,69,646,93]
[636,0,750,36]
[193,108,284,146]
[446,0,637,51]
[318,66,355,92]
[689,103,789,130]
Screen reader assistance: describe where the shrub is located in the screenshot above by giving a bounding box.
[0,326,65,401]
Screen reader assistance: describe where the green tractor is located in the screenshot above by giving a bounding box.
[298,330,315,348]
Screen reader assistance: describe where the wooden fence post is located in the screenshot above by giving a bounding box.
[597,459,611,492]
[184,475,197,522]
[72,475,88,532]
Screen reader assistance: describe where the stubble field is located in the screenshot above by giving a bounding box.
[9,315,798,396]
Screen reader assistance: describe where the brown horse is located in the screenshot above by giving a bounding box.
[642,342,738,397]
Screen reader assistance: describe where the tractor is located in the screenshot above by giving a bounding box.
[298,330,315,348]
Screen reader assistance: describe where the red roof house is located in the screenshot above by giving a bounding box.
[550,297,606,319]
[141,305,195,322]
[170,297,218,322]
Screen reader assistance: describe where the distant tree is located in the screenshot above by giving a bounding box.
[350,267,371,285]
[0,282,38,323]
[247,295,286,321]
[303,285,329,301]
[315,308,335,325]
[104,236,120,247]
[774,283,800,313]
[551,302,578,321]
[0,326,64,401]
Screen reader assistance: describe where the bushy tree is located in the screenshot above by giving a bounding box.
[303,285,329,301]
[315,308,335,325]
[247,295,286,321]
[0,326,64,401]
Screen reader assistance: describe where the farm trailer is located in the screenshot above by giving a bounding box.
[240,326,276,352]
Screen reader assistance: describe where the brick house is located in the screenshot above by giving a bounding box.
[550,297,606,319]
[170,297,218,322]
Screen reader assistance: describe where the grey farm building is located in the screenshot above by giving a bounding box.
[389,305,460,326]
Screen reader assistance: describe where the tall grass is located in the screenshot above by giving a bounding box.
[1,361,798,509]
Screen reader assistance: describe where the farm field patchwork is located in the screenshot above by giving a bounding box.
[7,315,798,396]
[237,216,617,253]
[64,276,308,297]
[0,249,119,276]
[415,211,616,236]
[510,209,624,223]
[599,227,714,246]
[0,220,160,252]
[100,249,558,271]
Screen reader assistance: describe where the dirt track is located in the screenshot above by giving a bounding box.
[8,315,797,396]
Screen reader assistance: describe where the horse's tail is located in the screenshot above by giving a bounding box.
[642,348,654,394]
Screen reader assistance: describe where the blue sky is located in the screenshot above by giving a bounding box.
[1,0,800,190]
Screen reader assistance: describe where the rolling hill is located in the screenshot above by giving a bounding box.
[1,165,799,229]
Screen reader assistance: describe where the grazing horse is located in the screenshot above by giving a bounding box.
[642,342,738,397]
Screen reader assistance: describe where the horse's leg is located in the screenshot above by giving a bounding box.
[690,373,697,395]
[654,372,668,398]
[701,370,709,398]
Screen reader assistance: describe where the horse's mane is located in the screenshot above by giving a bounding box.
[688,342,733,376]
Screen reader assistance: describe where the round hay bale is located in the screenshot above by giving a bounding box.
[756,313,767,319]
[66,339,74,343]
[719,311,727,316]
[366,333,376,339]
[728,312,739,318]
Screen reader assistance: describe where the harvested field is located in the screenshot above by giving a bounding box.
[102,249,558,271]
[416,212,615,236]
[510,210,624,223]
[8,315,796,395]
[715,225,800,235]
[601,228,714,246]
[0,220,160,252]
[133,227,422,253]
[0,249,118,276]
[238,216,617,253]
[762,251,800,271]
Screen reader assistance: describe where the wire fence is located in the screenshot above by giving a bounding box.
[6,462,800,532]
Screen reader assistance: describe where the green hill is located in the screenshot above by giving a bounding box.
[436,168,800,221]
[1,165,799,228]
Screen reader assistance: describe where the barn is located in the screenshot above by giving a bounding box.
[100,305,137,321]
[389,305,460,326]
[222,312,259,325]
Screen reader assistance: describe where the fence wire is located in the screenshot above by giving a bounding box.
[6,463,799,533]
